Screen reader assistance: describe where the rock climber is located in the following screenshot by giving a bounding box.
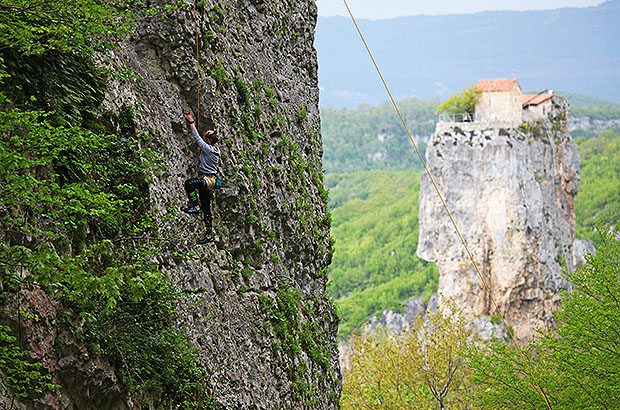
[183,112,220,244]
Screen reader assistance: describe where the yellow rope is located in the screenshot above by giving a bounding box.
[341,1,552,408]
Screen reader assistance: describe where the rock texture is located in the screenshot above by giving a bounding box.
[568,116,620,133]
[418,96,581,342]
[2,0,340,408]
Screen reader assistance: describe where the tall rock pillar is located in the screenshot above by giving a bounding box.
[417,97,580,341]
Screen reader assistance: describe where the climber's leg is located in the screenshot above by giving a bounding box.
[184,177,205,214]
[197,188,214,244]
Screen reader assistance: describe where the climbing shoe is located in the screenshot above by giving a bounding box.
[198,235,214,244]
[184,205,201,214]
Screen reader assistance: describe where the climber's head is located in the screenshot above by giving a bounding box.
[204,129,218,145]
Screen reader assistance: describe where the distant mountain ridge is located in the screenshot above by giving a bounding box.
[316,0,620,108]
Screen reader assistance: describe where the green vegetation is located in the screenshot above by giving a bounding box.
[341,299,474,409]
[561,92,620,139]
[258,286,333,402]
[560,91,620,117]
[341,226,620,409]
[0,325,56,398]
[467,225,620,409]
[574,130,620,245]
[322,91,620,340]
[321,97,437,173]
[0,1,213,406]
[0,0,135,55]
[326,171,438,338]
[434,83,480,117]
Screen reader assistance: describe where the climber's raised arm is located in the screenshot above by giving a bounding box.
[183,112,218,152]
[183,112,197,132]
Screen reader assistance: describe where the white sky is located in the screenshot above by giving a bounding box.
[317,0,605,19]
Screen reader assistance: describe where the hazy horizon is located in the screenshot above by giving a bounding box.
[317,0,605,20]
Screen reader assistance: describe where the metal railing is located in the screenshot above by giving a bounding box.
[437,111,496,123]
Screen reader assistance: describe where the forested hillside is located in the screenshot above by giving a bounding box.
[321,98,437,173]
[575,130,620,244]
[324,95,620,339]
[325,171,437,337]
[316,1,620,107]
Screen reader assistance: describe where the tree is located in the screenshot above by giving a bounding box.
[467,225,620,409]
[434,83,480,118]
[341,299,475,410]
[0,0,136,55]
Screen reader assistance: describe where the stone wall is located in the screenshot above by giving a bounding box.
[475,86,523,123]
[418,96,581,342]
[523,99,554,123]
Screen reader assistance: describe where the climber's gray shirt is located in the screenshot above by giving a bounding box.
[192,128,220,176]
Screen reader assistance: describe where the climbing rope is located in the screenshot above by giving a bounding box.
[341,1,552,408]
[191,0,201,156]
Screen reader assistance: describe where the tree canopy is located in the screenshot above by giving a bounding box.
[575,130,620,244]
[467,225,620,409]
[341,299,474,410]
[321,97,437,173]
[0,0,136,55]
[434,83,480,117]
[326,171,438,338]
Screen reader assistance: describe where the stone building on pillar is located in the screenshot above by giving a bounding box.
[475,78,524,124]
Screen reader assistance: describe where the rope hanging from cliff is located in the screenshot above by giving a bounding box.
[341,1,553,408]
[191,0,201,156]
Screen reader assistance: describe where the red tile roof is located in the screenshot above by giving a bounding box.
[476,78,520,93]
[522,93,554,106]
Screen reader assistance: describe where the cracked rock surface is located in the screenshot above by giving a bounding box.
[418,97,585,342]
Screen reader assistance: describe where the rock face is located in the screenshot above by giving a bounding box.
[417,96,581,342]
[105,0,341,407]
[2,0,340,408]
[568,116,620,134]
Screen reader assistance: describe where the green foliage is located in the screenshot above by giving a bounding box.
[0,106,211,405]
[0,51,106,127]
[0,325,57,399]
[321,97,437,173]
[341,300,474,410]
[565,92,620,138]
[326,171,438,338]
[434,83,480,116]
[0,110,151,252]
[258,286,333,400]
[574,130,620,245]
[336,265,438,338]
[467,226,620,409]
[209,58,230,87]
[76,283,214,408]
[0,1,215,406]
[561,91,620,120]
[0,0,136,55]
[295,104,308,123]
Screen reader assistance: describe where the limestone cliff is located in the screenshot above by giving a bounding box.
[1,0,340,408]
[417,96,581,342]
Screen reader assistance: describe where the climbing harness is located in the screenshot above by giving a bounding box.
[341,1,552,408]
